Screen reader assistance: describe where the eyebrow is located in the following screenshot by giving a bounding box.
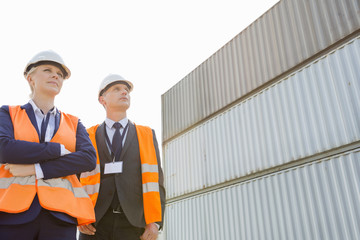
[42,66,64,76]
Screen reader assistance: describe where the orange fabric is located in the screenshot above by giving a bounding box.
[10,106,39,143]
[87,192,99,204]
[0,164,17,178]
[36,185,94,225]
[0,107,38,213]
[135,125,162,224]
[143,191,162,224]
[50,112,77,152]
[0,105,95,226]
[81,124,162,225]
[80,125,100,206]
[86,125,100,166]
[142,172,159,183]
[0,168,37,213]
[80,172,100,186]
[136,126,158,165]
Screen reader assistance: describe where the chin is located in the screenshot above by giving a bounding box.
[118,104,130,111]
[47,88,61,96]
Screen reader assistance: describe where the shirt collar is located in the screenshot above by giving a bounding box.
[29,99,57,116]
[105,117,128,129]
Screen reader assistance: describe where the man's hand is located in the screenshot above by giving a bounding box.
[140,222,159,240]
[4,164,35,177]
[78,224,96,235]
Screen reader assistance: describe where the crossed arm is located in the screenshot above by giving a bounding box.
[0,106,96,179]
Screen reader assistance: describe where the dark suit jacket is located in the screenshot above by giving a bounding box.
[93,121,165,228]
[0,103,97,225]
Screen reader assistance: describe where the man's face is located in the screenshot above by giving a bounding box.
[99,83,130,111]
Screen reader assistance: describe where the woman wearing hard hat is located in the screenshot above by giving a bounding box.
[0,50,97,240]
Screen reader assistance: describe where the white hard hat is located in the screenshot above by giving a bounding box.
[99,74,133,97]
[24,50,71,79]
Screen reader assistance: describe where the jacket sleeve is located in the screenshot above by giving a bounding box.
[0,105,61,164]
[152,130,166,228]
[40,119,97,179]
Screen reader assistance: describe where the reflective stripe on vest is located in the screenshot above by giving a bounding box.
[80,124,162,224]
[80,125,101,206]
[0,105,95,226]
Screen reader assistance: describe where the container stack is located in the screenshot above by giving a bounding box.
[161,0,360,239]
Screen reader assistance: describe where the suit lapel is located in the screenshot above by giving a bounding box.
[21,103,62,140]
[53,110,61,138]
[96,122,112,163]
[119,121,136,161]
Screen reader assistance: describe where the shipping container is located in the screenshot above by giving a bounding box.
[165,37,360,199]
[161,0,360,239]
[162,0,360,142]
[165,149,360,240]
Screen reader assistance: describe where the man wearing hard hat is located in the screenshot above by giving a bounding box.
[79,74,165,240]
[0,50,97,239]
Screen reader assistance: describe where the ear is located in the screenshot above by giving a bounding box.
[98,95,106,105]
[26,74,34,85]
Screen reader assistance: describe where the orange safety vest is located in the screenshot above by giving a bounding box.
[0,106,95,226]
[80,124,162,224]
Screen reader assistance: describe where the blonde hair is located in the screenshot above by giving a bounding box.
[26,67,38,98]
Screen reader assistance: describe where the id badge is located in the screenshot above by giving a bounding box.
[104,162,123,174]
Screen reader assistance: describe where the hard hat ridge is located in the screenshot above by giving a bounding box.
[99,73,134,97]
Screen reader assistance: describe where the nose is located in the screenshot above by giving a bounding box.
[52,72,59,79]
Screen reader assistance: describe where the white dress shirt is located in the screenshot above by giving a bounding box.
[104,117,129,152]
[29,100,66,179]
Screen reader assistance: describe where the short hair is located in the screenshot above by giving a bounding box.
[26,66,38,98]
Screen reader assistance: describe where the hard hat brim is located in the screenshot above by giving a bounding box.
[99,80,133,97]
[24,61,71,79]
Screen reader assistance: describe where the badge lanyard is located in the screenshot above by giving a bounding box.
[104,123,129,162]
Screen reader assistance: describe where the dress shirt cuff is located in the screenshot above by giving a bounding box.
[60,144,66,156]
[35,163,44,179]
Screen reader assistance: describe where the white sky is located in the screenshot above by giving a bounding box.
[0,0,279,146]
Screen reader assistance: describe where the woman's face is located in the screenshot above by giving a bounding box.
[27,64,64,97]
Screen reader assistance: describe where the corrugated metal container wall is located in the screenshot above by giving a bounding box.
[165,149,360,240]
[165,37,360,199]
[161,0,360,142]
